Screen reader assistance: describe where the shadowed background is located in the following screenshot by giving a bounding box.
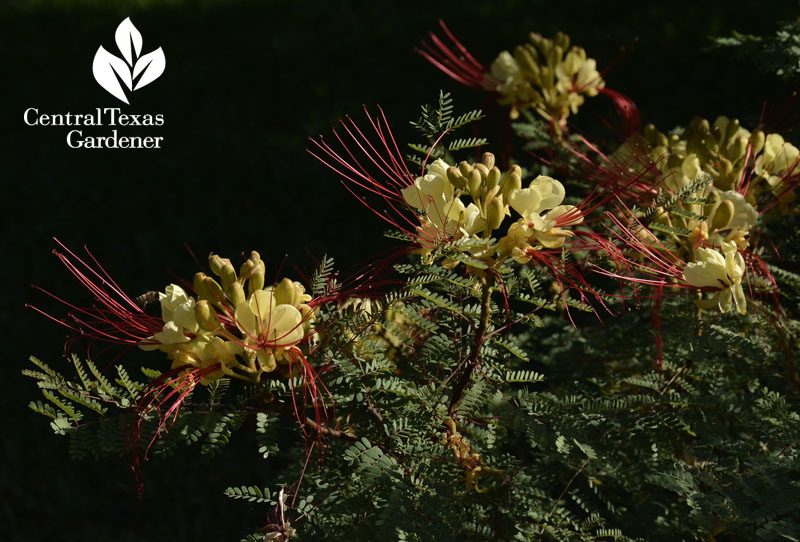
[2,0,796,539]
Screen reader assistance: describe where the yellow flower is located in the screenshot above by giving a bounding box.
[139,284,199,350]
[756,133,799,178]
[234,289,306,371]
[497,219,535,263]
[508,176,583,248]
[400,158,454,213]
[683,241,746,314]
[488,32,604,128]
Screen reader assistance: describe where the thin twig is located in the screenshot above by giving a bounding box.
[539,459,590,540]
[303,416,357,441]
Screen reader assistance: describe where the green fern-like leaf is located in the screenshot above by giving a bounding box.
[224,485,274,503]
[343,437,400,486]
[446,137,488,152]
[492,338,530,362]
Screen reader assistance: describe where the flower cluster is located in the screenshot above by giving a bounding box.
[355,143,587,271]
[594,114,800,314]
[614,116,799,213]
[498,174,584,262]
[141,251,315,384]
[489,31,604,127]
[418,23,605,133]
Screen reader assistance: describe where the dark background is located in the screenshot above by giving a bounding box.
[3,1,797,539]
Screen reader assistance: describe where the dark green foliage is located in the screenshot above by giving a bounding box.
[27,228,800,542]
[713,17,800,79]
[18,8,800,542]
[408,91,487,166]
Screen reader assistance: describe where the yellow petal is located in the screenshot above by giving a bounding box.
[268,304,304,347]
[530,175,565,210]
[249,289,276,323]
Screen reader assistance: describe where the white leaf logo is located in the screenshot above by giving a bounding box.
[93,17,165,104]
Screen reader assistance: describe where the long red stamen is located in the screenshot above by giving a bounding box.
[126,364,222,497]
[417,20,492,90]
[29,239,163,353]
[308,106,457,248]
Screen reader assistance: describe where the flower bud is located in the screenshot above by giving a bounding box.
[554,31,570,51]
[474,163,489,179]
[240,252,265,294]
[458,160,473,178]
[486,197,505,232]
[501,170,522,203]
[711,199,735,230]
[720,157,733,176]
[228,281,246,308]
[468,169,483,201]
[210,254,236,291]
[726,136,748,163]
[483,184,500,207]
[515,45,539,74]
[486,167,501,192]
[248,266,265,296]
[208,254,225,275]
[704,136,719,155]
[198,274,226,308]
[481,152,495,170]
[545,44,560,69]
[526,34,543,58]
[274,277,297,306]
[447,166,466,190]
[194,272,211,301]
[539,65,554,88]
[750,130,765,154]
[643,123,660,144]
[194,300,219,332]
[725,118,741,142]
[652,207,672,228]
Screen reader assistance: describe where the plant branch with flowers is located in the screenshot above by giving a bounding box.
[23,18,800,542]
